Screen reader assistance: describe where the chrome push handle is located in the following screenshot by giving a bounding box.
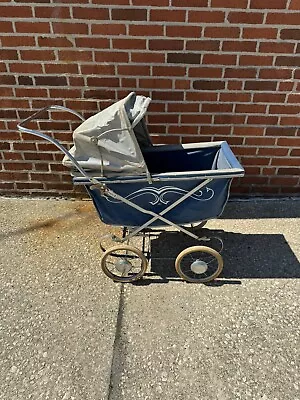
[17,105,92,180]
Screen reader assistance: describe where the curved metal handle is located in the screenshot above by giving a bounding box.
[17,105,94,180]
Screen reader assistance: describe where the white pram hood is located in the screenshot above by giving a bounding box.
[63,92,152,176]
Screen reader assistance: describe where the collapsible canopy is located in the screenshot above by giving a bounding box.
[63,92,153,177]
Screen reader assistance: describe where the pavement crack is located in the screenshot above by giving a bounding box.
[107,283,126,400]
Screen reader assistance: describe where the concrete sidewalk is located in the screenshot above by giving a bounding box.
[0,197,299,400]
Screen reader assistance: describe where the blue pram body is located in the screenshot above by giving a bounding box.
[75,141,241,227]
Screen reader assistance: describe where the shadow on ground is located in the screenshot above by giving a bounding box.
[133,228,300,286]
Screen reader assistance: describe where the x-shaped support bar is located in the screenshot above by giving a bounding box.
[99,178,213,242]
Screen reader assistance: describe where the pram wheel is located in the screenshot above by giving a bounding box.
[175,246,223,283]
[100,245,148,283]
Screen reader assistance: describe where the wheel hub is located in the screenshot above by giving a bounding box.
[190,260,208,274]
[115,259,132,274]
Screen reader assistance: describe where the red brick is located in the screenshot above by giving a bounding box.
[235,104,267,113]
[289,0,300,9]
[243,27,277,39]
[188,11,225,23]
[139,79,172,89]
[291,149,300,156]
[152,91,184,101]
[93,0,130,4]
[175,80,191,89]
[21,49,55,60]
[222,41,257,52]
[269,105,299,114]
[9,63,43,74]
[73,7,108,19]
[0,21,13,32]
[38,36,73,47]
[259,147,289,156]
[266,127,296,136]
[168,103,199,113]
[203,54,237,65]
[95,51,129,63]
[4,162,32,170]
[168,53,201,64]
[3,152,23,161]
[121,78,137,88]
[205,27,240,38]
[52,22,88,34]
[0,49,18,60]
[211,0,247,7]
[113,38,146,49]
[58,50,93,62]
[83,89,115,100]
[254,93,286,103]
[133,0,168,4]
[44,63,79,74]
[267,12,300,24]
[87,77,120,87]
[0,172,29,181]
[150,40,184,51]
[111,8,147,20]
[189,67,222,78]
[186,92,218,101]
[148,114,179,124]
[259,68,292,79]
[168,125,198,135]
[35,76,68,86]
[15,22,50,33]
[80,64,115,75]
[250,0,287,8]
[181,114,212,124]
[239,55,273,66]
[242,157,270,166]
[270,177,299,185]
[247,115,278,124]
[278,167,299,175]
[186,40,220,51]
[277,137,300,146]
[131,52,165,63]
[229,82,242,93]
[15,88,47,97]
[0,109,17,119]
[129,24,163,36]
[276,56,300,66]
[166,25,202,38]
[2,36,36,47]
[245,81,277,91]
[220,93,251,102]
[215,114,246,124]
[246,137,276,146]
[0,5,33,17]
[151,9,185,21]
[153,66,186,76]
[225,68,257,78]
[259,42,295,53]
[228,11,264,24]
[202,103,233,112]
[280,29,300,39]
[172,0,208,6]
[118,65,150,76]
[193,80,225,90]
[280,116,300,126]
[278,81,294,91]
[287,94,300,103]
[35,6,70,18]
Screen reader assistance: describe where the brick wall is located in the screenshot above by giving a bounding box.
[0,0,299,197]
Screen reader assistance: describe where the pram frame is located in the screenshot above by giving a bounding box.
[18,105,244,284]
